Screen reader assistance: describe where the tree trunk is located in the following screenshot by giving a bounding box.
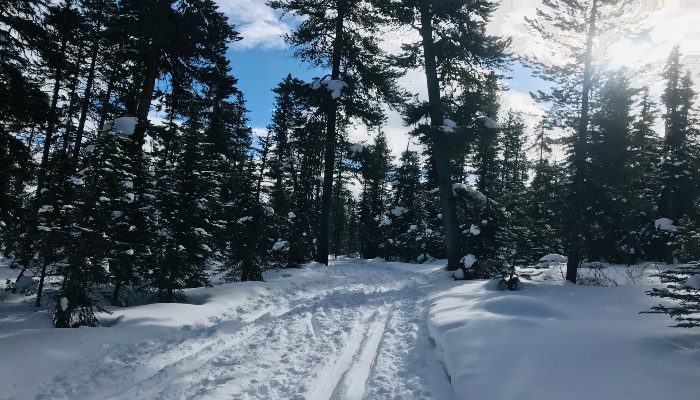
[566,0,598,283]
[316,1,346,265]
[72,22,102,170]
[418,0,461,270]
[36,37,68,193]
[132,44,160,149]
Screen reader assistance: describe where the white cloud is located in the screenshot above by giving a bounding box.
[216,0,292,50]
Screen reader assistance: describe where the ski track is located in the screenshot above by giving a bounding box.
[31,260,454,400]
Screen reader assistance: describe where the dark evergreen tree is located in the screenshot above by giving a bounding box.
[586,72,636,262]
[357,132,392,259]
[386,0,509,270]
[525,0,636,282]
[655,47,698,264]
[269,0,404,265]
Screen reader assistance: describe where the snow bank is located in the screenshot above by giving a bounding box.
[539,253,567,263]
[683,274,700,289]
[426,273,699,400]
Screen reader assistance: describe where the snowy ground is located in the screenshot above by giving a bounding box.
[0,259,698,399]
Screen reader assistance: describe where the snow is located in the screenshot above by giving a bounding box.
[325,79,347,99]
[390,206,407,216]
[59,297,68,312]
[99,196,110,202]
[348,143,364,154]
[308,77,347,99]
[111,211,123,219]
[378,218,392,227]
[476,114,500,129]
[84,145,95,153]
[122,180,133,189]
[469,224,481,235]
[38,205,53,214]
[272,240,288,251]
[67,176,84,186]
[237,216,253,224]
[439,118,458,133]
[110,117,138,135]
[13,275,36,293]
[0,260,697,400]
[287,211,296,219]
[453,182,493,204]
[426,263,699,400]
[683,274,700,289]
[125,193,135,203]
[539,253,568,263]
[655,218,678,232]
[461,254,477,269]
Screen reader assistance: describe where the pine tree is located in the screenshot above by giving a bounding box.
[586,72,636,262]
[386,0,509,270]
[627,88,662,262]
[380,148,428,262]
[525,0,636,282]
[357,132,392,259]
[269,0,403,265]
[656,46,698,263]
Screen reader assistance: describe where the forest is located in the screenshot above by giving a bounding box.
[1,0,699,331]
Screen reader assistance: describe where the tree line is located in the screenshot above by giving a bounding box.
[1,0,698,327]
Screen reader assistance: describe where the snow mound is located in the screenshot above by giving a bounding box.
[478,295,566,319]
[683,274,700,289]
[461,254,477,269]
[539,254,567,263]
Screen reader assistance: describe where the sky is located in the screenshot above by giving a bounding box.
[216,0,700,158]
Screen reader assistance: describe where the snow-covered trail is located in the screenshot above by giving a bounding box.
[30,259,453,400]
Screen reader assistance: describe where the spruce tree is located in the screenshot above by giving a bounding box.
[586,72,636,262]
[357,132,392,259]
[656,47,698,263]
[386,0,509,270]
[525,0,636,282]
[268,0,403,265]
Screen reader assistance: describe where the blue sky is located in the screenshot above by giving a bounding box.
[227,47,320,128]
[215,0,699,156]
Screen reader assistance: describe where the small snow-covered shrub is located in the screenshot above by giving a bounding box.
[645,263,700,328]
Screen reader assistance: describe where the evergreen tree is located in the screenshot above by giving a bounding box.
[586,72,636,262]
[386,0,509,270]
[525,0,636,282]
[627,88,662,262]
[356,132,392,259]
[381,148,428,262]
[656,47,698,263]
[269,0,403,265]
